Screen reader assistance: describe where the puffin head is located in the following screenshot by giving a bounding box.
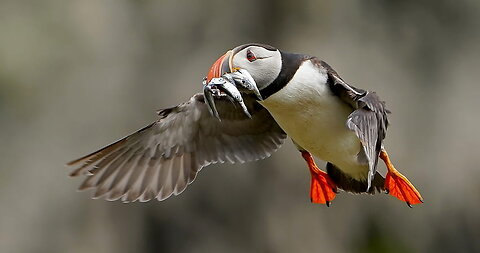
[206,43,282,90]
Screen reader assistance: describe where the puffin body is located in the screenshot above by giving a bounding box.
[260,60,367,179]
[68,43,423,207]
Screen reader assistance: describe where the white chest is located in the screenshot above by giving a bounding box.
[260,61,367,178]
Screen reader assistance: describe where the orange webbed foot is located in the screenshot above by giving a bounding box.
[380,150,423,207]
[302,151,337,206]
[310,169,337,206]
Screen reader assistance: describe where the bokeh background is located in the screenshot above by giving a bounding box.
[1,0,480,252]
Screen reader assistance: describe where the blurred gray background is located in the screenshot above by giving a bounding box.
[1,0,480,252]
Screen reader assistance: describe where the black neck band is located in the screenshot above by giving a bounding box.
[260,51,310,99]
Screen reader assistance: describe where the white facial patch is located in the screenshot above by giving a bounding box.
[232,46,282,90]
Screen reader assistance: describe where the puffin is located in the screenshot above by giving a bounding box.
[67,43,423,207]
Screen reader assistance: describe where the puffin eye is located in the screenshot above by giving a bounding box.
[246,49,257,62]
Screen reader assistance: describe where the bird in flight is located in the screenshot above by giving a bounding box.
[67,43,423,207]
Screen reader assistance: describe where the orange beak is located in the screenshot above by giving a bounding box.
[206,50,233,83]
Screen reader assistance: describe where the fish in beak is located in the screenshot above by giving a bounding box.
[203,50,261,120]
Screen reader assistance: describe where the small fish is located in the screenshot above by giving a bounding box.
[203,70,259,120]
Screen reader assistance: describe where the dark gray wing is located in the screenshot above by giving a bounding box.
[67,93,286,202]
[318,60,389,190]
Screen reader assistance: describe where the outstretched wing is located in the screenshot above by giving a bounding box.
[67,93,286,202]
[318,60,389,190]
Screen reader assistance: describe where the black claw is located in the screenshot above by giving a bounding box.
[406,202,412,208]
[326,201,331,207]
[385,189,390,194]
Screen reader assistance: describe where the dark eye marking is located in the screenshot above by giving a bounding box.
[246,49,257,62]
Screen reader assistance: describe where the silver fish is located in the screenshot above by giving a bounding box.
[224,69,262,101]
[203,76,251,120]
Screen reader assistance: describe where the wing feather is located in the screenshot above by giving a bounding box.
[317,59,389,190]
[68,93,286,202]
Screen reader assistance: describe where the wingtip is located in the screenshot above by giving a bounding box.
[69,171,79,177]
[66,158,82,166]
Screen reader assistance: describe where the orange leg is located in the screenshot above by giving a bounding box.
[301,151,337,206]
[380,150,423,207]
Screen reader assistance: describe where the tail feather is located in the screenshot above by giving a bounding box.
[326,163,385,194]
